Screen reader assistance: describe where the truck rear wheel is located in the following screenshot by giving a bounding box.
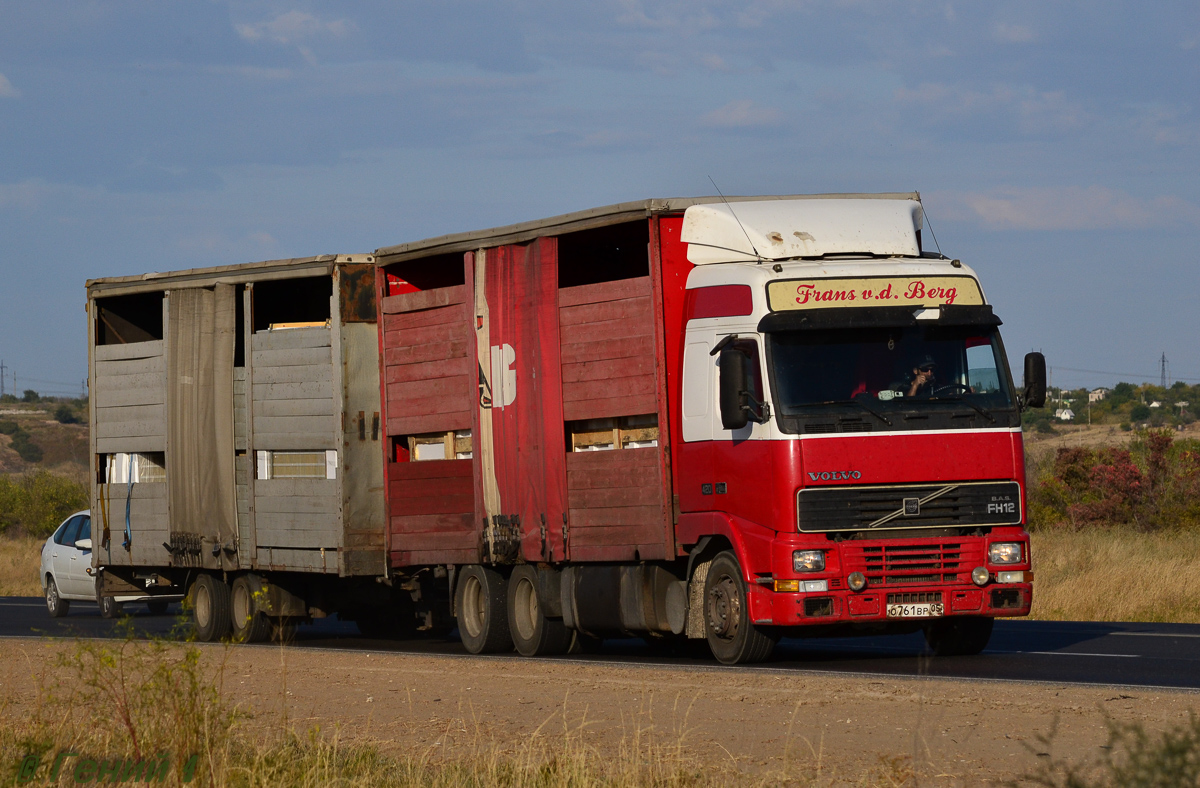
[924,616,993,656]
[507,565,570,657]
[456,565,512,654]
[191,574,232,643]
[230,575,271,643]
[703,551,777,665]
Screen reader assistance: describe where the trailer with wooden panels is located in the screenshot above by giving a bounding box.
[87,254,403,640]
[374,193,1038,663]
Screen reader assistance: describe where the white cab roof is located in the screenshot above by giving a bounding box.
[681,197,924,264]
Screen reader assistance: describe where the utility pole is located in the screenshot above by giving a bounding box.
[1161,352,1168,388]
[0,359,5,398]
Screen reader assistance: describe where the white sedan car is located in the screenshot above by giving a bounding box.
[40,510,178,618]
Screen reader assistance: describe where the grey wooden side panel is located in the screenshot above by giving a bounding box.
[94,405,166,438]
[255,478,338,498]
[252,381,334,400]
[250,328,331,352]
[94,372,165,392]
[254,399,335,417]
[96,387,165,408]
[95,340,164,362]
[251,347,332,368]
[96,484,170,566]
[96,436,165,453]
[252,364,332,385]
[255,547,335,572]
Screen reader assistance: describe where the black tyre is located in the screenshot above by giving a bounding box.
[230,575,271,643]
[703,551,778,665]
[507,565,571,657]
[99,594,123,619]
[45,577,69,618]
[455,565,512,654]
[190,574,232,642]
[146,600,170,616]
[924,616,994,656]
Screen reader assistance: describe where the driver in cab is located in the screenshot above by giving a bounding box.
[877,355,938,400]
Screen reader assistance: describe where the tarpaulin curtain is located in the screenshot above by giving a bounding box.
[167,285,237,570]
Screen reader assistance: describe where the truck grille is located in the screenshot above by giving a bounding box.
[796,481,1021,533]
[844,542,974,586]
[887,592,943,605]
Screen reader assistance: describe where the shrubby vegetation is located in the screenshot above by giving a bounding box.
[0,419,42,463]
[1028,430,1200,531]
[0,470,89,537]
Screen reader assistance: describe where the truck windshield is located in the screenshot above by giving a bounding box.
[768,326,1015,416]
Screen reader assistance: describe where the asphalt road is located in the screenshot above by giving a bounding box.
[4,595,1199,690]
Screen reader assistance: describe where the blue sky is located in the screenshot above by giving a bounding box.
[1,1,1198,395]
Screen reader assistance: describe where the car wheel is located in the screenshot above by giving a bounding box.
[45,577,69,618]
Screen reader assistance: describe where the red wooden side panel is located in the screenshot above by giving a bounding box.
[478,239,568,562]
[565,448,668,561]
[559,276,657,421]
[379,280,478,565]
[380,285,473,435]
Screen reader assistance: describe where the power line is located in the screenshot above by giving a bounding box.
[1052,366,1200,383]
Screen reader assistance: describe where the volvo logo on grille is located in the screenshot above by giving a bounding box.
[808,470,862,481]
[903,498,920,516]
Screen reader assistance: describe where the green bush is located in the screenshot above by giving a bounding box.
[1130,403,1151,421]
[0,471,89,537]
[7,426,42,463]
[0,421,17,435]
[53,404,81,425]
[1024,714,1200,787]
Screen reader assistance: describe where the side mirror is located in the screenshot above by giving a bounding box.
[75,538,93,551]
[719,347,750,431]
[1023,352,1046,409]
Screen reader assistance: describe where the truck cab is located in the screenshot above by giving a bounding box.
[671,197,1041,662]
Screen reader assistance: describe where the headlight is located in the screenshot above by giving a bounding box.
[793,550,825,572]
[989,542,1023,565]
[971,566,990,586]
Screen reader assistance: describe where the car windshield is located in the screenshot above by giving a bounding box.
[768,325,1014,414]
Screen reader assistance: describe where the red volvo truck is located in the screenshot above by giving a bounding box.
[374,193,1046,664]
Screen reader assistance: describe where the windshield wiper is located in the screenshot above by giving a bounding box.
[808,399,893,427]
[931,396,996,424]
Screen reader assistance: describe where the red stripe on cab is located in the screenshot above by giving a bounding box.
[686,284,754,320]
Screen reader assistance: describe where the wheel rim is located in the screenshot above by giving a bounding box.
[195,583,212,629]
[706,573,742,642]
[232,584,251,628]
[461,575,485,638]
[46,581,58,612]
[513,577,538,641]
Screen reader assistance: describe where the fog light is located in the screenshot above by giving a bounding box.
[793,550,825,572]
[997,571,1030,584]
[847,572,867,592]
[774,579,799,593]
[989,542,1023,565]
[971,566,990,586]
[803,580,828,593]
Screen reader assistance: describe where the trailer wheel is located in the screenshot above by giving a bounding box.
[703,551,777,665]
[507,565,570,657]
[99,593,123,619]
[230,575,271,643]
[190,574,232,643]
[924,616,993,656]
[456,565,512,654]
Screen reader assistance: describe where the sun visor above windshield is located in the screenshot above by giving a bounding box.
[681,198,923,264]
[758,304,1001,332]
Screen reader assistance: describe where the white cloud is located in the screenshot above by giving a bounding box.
[0,73,21,99]
[895,82,1085,133]
[701,99,781,128]
[932,186,1200,231]
[993,22,1035,43]
[235,10,352,45]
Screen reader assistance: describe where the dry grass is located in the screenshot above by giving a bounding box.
[0,533,42,597]
[1030,528,1200,623]
[0,634,917,787]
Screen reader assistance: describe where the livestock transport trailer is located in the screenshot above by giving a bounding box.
[86,254,404,640]
[374,193,1046,663]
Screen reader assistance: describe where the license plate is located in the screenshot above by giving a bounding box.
[886,602,944,618]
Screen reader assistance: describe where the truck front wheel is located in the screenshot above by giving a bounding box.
[191,574,232,643]
[507,565,570,657]
[456,565,512,654]
[924,616,994,656]
[703,551,778,665]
